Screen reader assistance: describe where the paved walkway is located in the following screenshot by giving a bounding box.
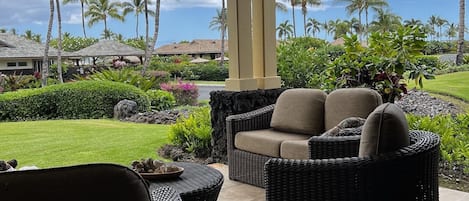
[208,163,469,201]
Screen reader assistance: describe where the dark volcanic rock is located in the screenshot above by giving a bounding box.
[395,90,463,117]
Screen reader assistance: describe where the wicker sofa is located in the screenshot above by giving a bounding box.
[226,88,383,187]
[0,163,182,201]
[265,130,440,201]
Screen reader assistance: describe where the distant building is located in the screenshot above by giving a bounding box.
[155,39,228,59]
[0,33,68,75]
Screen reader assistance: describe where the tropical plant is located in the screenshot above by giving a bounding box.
[301,0,321,36]
[142,0,161,75]
[369,8,401,33]
[306,18,321,37]
[404,18,423,27]
[336,0,365,40]
[456,0,465,65]
[50,34,98,52]
[22,30,41,43]
[427,15,438,40]
[160,80,199,106]
[85,0,124,39]
[168,106,212,157]
[122,0,155,38]
[209,1,227,66]
[363,0,388,38]
[276,1,288,12]
[277,20,294,40]
[83,68,158,91]
[42,0,55,87]
[407,64,435,89]
[286,0,301,37]
[436,16,448,41]
[55,0,64,84]
[146,89,176,111]
[446,23,458,41]
[62,0,89,37]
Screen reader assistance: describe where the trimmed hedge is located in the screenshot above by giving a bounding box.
[0,81,150,121]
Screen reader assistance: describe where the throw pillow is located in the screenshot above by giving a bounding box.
[359,103,410,157]
[321,117,366,137]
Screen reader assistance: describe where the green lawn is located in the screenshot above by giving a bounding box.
[420,71,469,101]
[0,119,170,168]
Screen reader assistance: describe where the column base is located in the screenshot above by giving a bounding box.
[225,78,258,91]
[256,76,281,89]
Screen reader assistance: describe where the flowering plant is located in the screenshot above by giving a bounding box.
[160,79,199,106]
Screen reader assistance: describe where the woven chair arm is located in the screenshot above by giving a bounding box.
[226,104,275,152]
[265,158,365,201]
[308,135,361,159]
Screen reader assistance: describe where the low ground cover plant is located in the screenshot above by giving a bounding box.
[0,80,150,121]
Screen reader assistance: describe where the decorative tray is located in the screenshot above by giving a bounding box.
[139,166,184,180]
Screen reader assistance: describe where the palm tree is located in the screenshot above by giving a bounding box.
[363,0,388,38]
[369,8,401,33]
[346,17,360,34]
[306,18,321,37]
[336,0,365,40]
[446,23,458,41]
[141,0,161,75]
[427,15,438,40]
[208,0,227,66]
[63,0,88,38]
[301,0,321,36]
[85,0,124,39]
[276,2,288,12]
[403,18,423,27]
[286,0,301,37]
[456,0,465,65]
[122,0,155,38]
[436,17,448,41]
[56,0,64,83]
[322,20,329,40]
[43,0,55,87]
[277,20,294,40]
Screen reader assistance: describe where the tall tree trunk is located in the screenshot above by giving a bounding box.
[142,0,149,75]
[219,0,226,66]
[142,0,161,75]
[292,4,297,37]
[136,13,139,38]
[456,0,465,65]
[56,0,63,83]
[42,0,54,87]
[81,1,87,38]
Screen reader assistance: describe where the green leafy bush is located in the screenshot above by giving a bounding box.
[146,90,176,111]
[182,64,228,81]
[168,106,212,157]
[0,81,150,121]
[434,64,469,75]
[83,68,160,91]
[407,114,469,173]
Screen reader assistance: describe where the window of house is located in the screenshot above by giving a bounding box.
[5,61,28,67]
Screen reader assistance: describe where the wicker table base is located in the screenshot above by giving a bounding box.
[148,162,224,201]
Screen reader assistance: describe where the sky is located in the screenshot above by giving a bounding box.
[0,0,465,47]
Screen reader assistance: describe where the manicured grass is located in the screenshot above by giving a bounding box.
[0,119,170,168]
[419,71,469,102]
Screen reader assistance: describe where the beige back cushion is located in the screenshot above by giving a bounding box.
[324,88,383,130]
[359,103,410,157]
[270,88,327,135]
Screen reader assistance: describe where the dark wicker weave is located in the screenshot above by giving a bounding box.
[151,186,182,201]
[0,163,179,201]
[226,104,364,187]
[265,130,440,201]
[148,162,224,201]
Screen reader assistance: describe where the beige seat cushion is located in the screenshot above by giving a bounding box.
[271,88,327,135]
[325,88,382,130]
[280,140,309,159]
[235,129,311,157]
[359,103,410,157]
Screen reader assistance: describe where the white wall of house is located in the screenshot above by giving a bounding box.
[0,59,34,70]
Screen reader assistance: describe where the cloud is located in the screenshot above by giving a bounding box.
[160,0,220,10]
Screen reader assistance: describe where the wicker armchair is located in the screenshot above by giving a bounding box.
[0,163,181,201]
[265,130,440,201]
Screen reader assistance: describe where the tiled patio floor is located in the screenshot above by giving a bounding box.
[208,163,469,201]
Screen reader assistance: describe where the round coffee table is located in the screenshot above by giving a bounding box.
[148,162,224,201]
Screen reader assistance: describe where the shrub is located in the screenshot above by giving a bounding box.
[83,68,160,91]
[0,81,150,121]
[146,90,176,111]
[160,80,198,106]
[407,114,469,174]
[434,64,469,75]
[168,106,212,157]
[182,63,228,81]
